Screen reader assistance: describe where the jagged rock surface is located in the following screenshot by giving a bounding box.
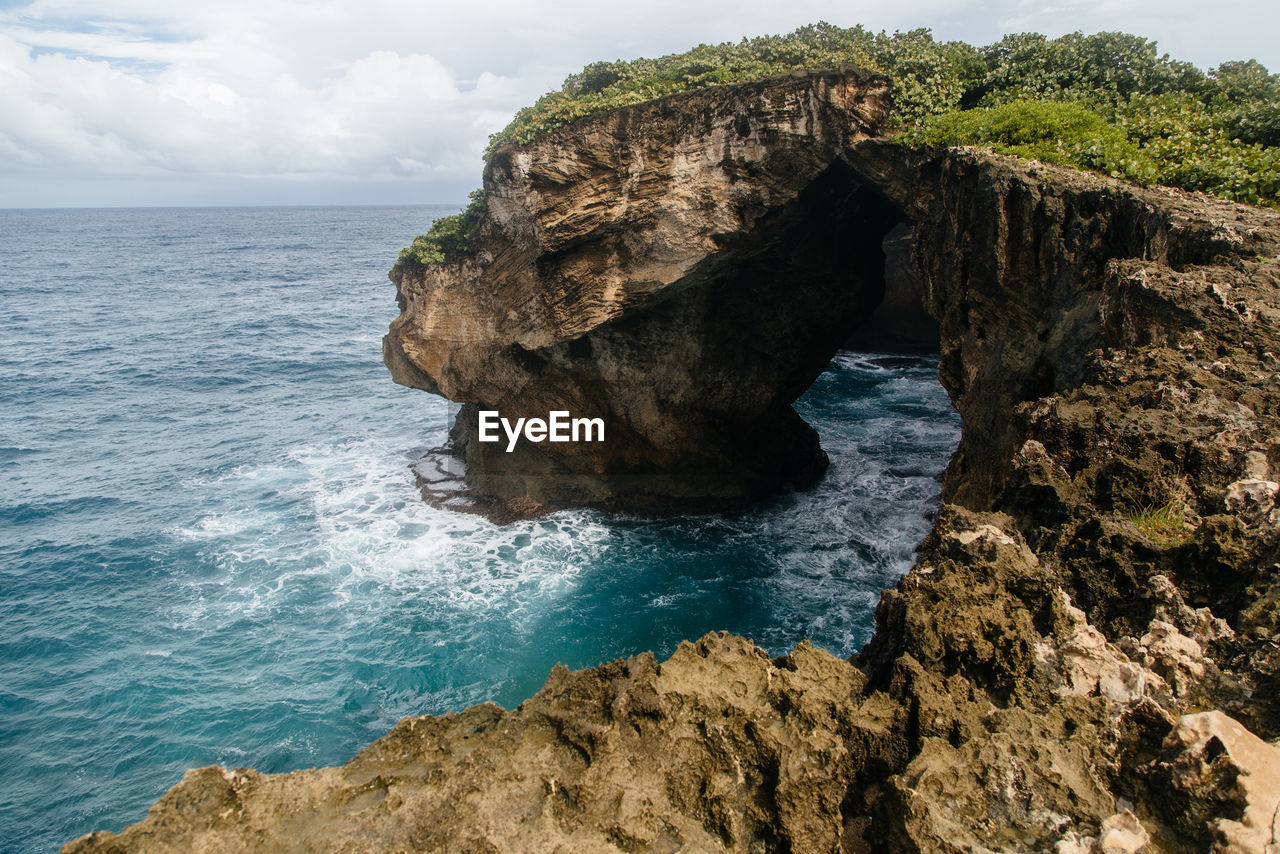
[1148,710,1280,853]
[65,636,907,853]
[69,72,1280,852]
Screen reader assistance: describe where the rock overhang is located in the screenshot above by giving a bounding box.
[385,68,923,519]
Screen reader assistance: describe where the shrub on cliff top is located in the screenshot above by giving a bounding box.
[395,189,487,273]
[968,31,1207,109]
[908,100,1156,181]
[484,26,1231,154]
[1117,92,1280,206]
[485,23,979,152]
[400,24,1280,271]
[915,93,1280,206]
[477,23,1279,209]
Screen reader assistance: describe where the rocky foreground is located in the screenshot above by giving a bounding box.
[68,71,1280,852]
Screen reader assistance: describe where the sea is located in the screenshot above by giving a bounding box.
[0,205,960,851]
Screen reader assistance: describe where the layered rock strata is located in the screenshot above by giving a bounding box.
[69,72,1280,852]
[384,68,900,517]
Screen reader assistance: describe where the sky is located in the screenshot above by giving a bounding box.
[1,0,1278,208]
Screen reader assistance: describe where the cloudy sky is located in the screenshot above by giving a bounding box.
[1,0,1277,208]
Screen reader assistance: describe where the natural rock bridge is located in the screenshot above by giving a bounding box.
[384,68,928,519]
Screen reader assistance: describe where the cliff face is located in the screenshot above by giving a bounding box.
[69,73,1280,852]
[848,144,1280,850]
[384,68,897,517]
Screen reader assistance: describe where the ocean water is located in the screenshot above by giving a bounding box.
[0,205,960,851]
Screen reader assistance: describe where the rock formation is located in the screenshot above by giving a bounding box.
[66,636,908,853]
[384,67,903,518]
[68,71,1280,852]
[1151,710,1280,852]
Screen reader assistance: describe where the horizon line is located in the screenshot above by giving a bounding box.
[0,201,468,212]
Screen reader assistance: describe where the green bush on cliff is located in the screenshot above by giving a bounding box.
[1116,92,1280,205]
[908,99,1156,181]
[402,24,1280,271]
[485,23,981,152]
[484,26,1225,153]
[927,36,1280,205]
[480,23,1280,211]
[396,189,487,271]
[967,31,1207,108]
[918,94,1280,206]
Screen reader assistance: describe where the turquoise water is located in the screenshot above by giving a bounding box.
[0,206,959,850]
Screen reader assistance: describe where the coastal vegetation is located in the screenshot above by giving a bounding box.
[396,189,487,268]
[1129,499,1195,549]
[398,24,1280,269]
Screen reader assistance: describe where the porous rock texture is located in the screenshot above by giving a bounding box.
[65,636,906,853]
[69,71,1280,852]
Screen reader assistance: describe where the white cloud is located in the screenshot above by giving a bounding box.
[0,3,555,203]
[0,0,1277,206]
[0,27,527,184]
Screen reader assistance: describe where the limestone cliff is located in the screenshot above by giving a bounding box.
[384,68,899,517]
[69,72,1280,852]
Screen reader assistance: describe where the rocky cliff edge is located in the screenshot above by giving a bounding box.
[68,71,1280,852]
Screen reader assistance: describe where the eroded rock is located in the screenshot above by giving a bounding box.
[1151,710,1280,853]
[1036,589,1152,705]
[64,633,906,854]
[1055,811,1151,854]
[385,68,897,518]
[1225,479,1280,539]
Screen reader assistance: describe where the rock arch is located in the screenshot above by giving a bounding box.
[384,70,931,518]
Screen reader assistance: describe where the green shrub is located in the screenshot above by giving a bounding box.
[484,22,980,153]
[486,25,1221,157]
[864,28,973,126]
[972,31,1206,108]
[1118,93,1280,205]
[1207,59,1280,106]
[1222,102,1280,148]
[479,23,1280,211]
[909,99,1155,181]
[403,24,1278,270]
[395,189,488,272]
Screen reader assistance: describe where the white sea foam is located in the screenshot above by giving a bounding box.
[167,353,958,669]
[171,429,619,638]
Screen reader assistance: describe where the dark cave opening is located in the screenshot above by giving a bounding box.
[844,222,941,355]
[402,155,955,520]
